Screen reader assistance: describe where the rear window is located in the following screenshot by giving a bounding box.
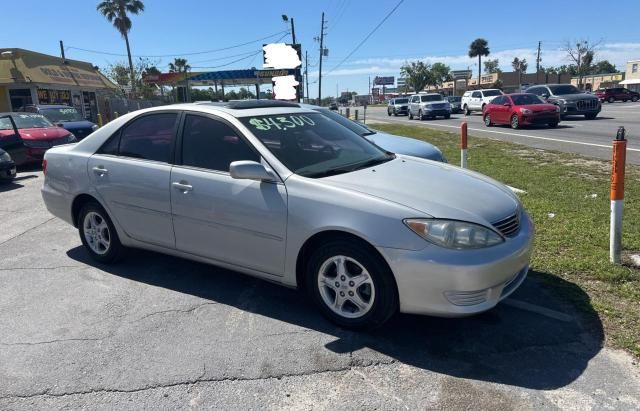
[511,94,545,105]
[483,90,502,97]
[420,95,443,102]
[0,114,53,129]
[394,98,408,104]
[548,85,581,95]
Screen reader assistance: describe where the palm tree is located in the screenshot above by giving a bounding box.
[169,58,191,102]
[97,0,145,97]
[468,38,490,87]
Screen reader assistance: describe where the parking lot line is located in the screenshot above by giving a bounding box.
[402,121,640,152]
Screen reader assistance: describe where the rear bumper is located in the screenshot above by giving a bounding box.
[378,210,534,316]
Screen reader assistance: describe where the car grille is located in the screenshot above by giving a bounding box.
[431,103,446,109]
[444,289,489,306]
[492,213,520,237]
[576,99,598,110]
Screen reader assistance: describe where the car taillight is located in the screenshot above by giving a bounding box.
[42,159,47,174]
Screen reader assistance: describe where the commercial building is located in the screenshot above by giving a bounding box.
[619,60,640,92]
[570,73,624,91]
[0,48,116,121]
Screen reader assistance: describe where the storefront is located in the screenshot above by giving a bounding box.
[0,48,116,121]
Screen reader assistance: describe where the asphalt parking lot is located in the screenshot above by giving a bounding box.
[363,102,640,165]
[1,171,640,409]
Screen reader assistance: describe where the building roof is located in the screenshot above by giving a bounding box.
[0,48,116,89]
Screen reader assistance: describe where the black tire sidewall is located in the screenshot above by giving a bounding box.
[78,202,124,264]
[305,240,398,329]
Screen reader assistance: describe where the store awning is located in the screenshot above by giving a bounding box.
[0,48,117,89]
[619,79,640,85]
[143,69,297,87]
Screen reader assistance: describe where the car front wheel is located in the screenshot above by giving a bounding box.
[484,114,492,126]
[306,240,398,329]
[510,114,519,129]
[408,109,413,120]
[608,97,615,103]
[632,96,638,102]
[585,113,598,120]
[464,105,470,115]
[78,202,125,264]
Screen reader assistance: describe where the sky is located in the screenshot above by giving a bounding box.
[3,0,640,98]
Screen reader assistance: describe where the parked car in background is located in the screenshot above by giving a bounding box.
[302,104,446,162]
[447,96,462,114]
[328,102,338,111]
[19,104,98,140]
[0,113,76,166]
[483,93,560,129]
[526,84,601,119]
[42,100,532,329]
[594,87,640,103]
[408,93,451,120]
[0,148,16,182]
[461,89,503,115]
[387,97,409,116]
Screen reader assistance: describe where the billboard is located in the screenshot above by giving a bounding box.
[374,76,394,86]
[451,70,472,79]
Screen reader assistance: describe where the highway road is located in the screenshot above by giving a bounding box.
[359,102,640,165]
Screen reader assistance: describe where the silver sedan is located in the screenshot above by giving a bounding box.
[41,100,533,329]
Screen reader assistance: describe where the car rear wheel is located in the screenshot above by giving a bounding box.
[632,96,639,102]
[484,114,492,127]
[387,109,392,116]
[418,110,424,120]
[623,99,628,103]
[608,97,615,103]
[510,114,519,129]
[548,121,559,128]
[78,202,125,264]
[464,105,470,116]
[585,113,598,120]
[305,240,398,329]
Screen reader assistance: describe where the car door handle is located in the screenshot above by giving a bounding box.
[92,166,108,176]
[172,181,193,192]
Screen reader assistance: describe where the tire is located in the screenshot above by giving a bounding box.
[418,110,424,120]
[408,110,413,120]
[387,109,391,116]
[548,121,559,128]
[305,239,398,329]
[622,99,628,103]
[78,201,125,264]
[510,114,519,129]
[632,96,638,102]
[394,111,398,116]
[484,114,492,127]
[481,103,486,113]
[585,113,598,120]
[608,97,615,103]
[464,105,470,116]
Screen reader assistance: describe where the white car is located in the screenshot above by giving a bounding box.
[461,89,504,115]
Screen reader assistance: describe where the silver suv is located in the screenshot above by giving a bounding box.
[387,97,409,116]
[408,93,451,120]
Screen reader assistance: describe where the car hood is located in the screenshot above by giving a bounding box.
[322,156,519,226]
[0,127,70,141]
[366,131,444,161]
[58,120,95,130]
[554,93,598,101]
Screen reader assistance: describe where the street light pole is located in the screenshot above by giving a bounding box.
[318,12,325,105]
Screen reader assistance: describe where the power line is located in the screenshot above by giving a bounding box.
[190,51,262,69]
[325,0,404,75]
[66,30,289,58]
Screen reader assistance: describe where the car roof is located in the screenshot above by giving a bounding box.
[28,104,73,109]
[148,101,315,118]
[0,112,44,116]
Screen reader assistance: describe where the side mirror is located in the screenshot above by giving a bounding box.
[56,123,65,128]
[229,160,275,182]
[541,93,549,99]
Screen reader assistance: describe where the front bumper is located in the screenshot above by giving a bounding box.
[378,210,534,316]
[520,113,560,125]
[422,109,450,117]
[559,100,601,116]
[394,106,408,114]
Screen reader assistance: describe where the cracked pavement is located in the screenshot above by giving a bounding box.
[1,171,639,410]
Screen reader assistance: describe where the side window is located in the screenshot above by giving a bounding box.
[118,113,178,163]
[472,91,481,98]
[181,115,259,172]
[528,87,541,96]
[492,96,504,105]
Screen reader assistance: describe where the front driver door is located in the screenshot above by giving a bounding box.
[170,113,287,276]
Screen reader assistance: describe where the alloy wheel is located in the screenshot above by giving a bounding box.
[484,114,491,126]
[83,211,111,255]
[317,255,376,319]
[511,115,519,129]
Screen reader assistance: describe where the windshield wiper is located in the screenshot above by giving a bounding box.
[348,154,395,172]
[361,130,376,136]
[302,168,353,178]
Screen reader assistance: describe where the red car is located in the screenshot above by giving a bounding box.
[483,93,560,129]
[0,113,76,166]
[594,87,640,103]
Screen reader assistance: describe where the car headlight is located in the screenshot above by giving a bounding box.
[91,124,99,131]
[404,219,504,249]
[555,106,561,112]
[0,151,11,162]
[67,134,77,143]
[558,99,567,104]
[520,108,532,115]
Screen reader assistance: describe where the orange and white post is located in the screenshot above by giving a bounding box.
[610,126,627,264]
[460,122,468,168]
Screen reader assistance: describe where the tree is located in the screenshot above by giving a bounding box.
[591,60,617,74]
[564,40,600,88]
[105,62,131,87]
[400,61,433,93]
[430,62,451,88]
[97,0,145,97]
[483,59,501,74]
[468,38,490,86]
[511,57,528,73]
[168,57,191,74]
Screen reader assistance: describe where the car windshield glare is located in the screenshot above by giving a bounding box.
[41,107,84,122]
[0,114,53,129]
[483,90,502,97]
[549,85,581,95]
[394,98,408,104]
[511,94,545,105]
[240,112,392,178]
[420,95,443,102]
[317,108,371,136]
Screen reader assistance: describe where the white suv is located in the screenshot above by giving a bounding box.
[461,89,504,115]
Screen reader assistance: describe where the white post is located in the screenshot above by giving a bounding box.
[610,200,623,264]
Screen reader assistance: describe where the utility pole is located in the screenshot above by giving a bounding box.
[59,40,66,62]
[318,12,326,105]
[290,18,296,44]
[536,41,541,84]
[368,76,371,104]
[305,50,309,104]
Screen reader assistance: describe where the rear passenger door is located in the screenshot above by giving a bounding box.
[471,91,482,110]
[170,113,288,276]
[88,111,179,249]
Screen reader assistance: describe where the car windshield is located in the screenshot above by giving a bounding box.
[511,94,546,105]
[316,108,373,137]
[483,90,502,97]
[394,98,408,104]
[448,97,461,102]
[40,107,84,122]
[0,114,53,130]
[420,95,443,102]
[548,85,581,95]
[240,112,393,178]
